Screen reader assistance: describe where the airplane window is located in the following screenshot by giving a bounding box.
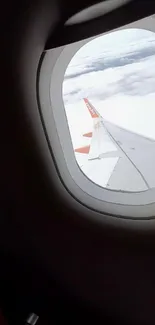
[63,28,155,193]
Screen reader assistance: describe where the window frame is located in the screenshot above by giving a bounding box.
[38,15,155,219]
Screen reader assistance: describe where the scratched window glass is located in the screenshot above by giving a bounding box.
[63,29,155,192]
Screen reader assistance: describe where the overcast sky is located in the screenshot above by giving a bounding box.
[63,28,155,169]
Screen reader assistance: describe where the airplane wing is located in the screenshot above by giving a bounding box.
[75,98,155,192]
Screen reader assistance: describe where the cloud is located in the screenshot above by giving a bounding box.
[63,29,155,106]
[63,54,155,105]
[64,29,155,81]
[62,28,155,141]
[64,46,155,80]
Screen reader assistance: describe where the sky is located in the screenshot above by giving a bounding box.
[62,28,155,189]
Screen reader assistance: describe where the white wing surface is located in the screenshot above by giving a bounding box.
[75,98,155,191]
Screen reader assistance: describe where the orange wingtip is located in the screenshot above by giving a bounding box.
[83,98,99,118]
[75,145,90,154]
[83,132,92,137]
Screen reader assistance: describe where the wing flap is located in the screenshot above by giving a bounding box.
[107,157,148,191]
[81,157,119,188]
[83,132,92,137]
[88,119,118,160]
[75,145,90,154]
[104,120,155,189]
[78,99,155,191]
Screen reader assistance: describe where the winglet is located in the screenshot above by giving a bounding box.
[83,98,100,119]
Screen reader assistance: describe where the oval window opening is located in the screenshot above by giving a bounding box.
[63,28,155,193]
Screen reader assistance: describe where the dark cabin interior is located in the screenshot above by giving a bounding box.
[1,0,155,324]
